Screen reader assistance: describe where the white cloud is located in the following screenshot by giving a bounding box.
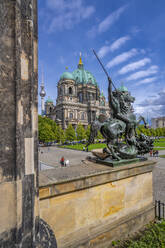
[118,58,151,75]
[98,5,128,33]
[106,48,138,68]
[126,65,158,81]
[110,36,130,52]
[135,77,157,86]
[47,0,95,32]
[135,90,165,117]
[98,36,130,58]
[87,4,128,37]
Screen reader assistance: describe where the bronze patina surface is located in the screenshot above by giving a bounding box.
[87,50,154,163]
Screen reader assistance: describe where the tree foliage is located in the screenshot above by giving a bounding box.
[56,125,65,144]
[136,125,165,137]
[85,125,91,141]
[65,124,76,141]
[76,123,86,140]
[38,116,56,143]
[38,116,165,145]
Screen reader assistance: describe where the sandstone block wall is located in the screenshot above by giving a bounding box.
[39,161,155,248]
[0,1,38,246]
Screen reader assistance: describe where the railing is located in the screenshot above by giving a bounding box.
[155,200,165,220]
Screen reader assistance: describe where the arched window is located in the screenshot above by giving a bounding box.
[79,93,83,102]
[60,87,63,95]
[69,87,73,95]
[69,113,73,119]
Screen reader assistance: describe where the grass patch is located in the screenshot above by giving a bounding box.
[159,155,165,158]
[154,138,165,147]
[111,221,165,248]
[60,143,106,151]
[154,142,165,147]
[153,147,165,151]
[60,143,165,151]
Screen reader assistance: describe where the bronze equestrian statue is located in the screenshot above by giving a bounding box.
[86,50,153,161]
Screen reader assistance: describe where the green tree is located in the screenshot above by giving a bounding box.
[39,123,55,143]
[38,115,57,143]
[85,125,91,141]
[65,124,76,141]
[76,123,86,141]
[56,125,65,144]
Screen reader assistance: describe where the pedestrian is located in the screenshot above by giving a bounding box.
[60,156,65,167]
[153,150,156,157]
[64,159,69,167]
[149,150,153,157]
[86,147,88,152]
[83,147,85,152]
[156,150,159,158]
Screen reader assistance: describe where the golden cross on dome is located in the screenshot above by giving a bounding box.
[79,52,83,65]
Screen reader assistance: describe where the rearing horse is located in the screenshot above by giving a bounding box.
[87,78,148,160]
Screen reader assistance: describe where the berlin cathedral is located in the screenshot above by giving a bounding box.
[40,55,110,129]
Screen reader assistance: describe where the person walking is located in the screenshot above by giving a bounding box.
[149,150,153,157]
[156,150,159,158]
[60,156,65,167]
[64,159,70,167]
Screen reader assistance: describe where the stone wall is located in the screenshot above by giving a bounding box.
[0,1,38,246]
[39,160,155,248]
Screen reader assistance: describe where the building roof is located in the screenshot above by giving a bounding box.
[46,97,53,103]
[118,85,128,92]
[100,90,105,97]
[60,71,74,80]
[60,55,98,86]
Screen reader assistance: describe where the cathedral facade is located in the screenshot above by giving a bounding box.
[45,56,110,129]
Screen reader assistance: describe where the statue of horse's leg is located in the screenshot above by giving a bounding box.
[107,142,121,161]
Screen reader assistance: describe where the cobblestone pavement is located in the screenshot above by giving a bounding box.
[39,146,91,167]
[39,146,165,203]
[150,151,165,203]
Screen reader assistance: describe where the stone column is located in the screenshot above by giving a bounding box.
[0,0,39,246]
[0,1,57,246]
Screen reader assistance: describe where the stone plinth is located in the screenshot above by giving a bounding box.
[39,160,156,248]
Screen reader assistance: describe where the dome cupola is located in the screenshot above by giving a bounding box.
[60,71,74,80]
[72,53,98,86]
[46,96,53,103]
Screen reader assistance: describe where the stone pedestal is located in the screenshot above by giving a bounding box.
[39,160,156,248]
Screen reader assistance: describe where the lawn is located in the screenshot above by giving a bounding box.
[159,155,165,158]
[153,147,165,151]
[60,142,165,151]
[60,143,106,151]
[154,138,165,147]
[110,221,165,248]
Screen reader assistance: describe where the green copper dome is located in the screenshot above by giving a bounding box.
[72,56,98,86]
[118,85,128,92]
[46,97,53,103]
[100,90,105,97]
[60,71,74,80]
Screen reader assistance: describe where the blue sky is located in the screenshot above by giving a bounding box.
[38,0,165,120]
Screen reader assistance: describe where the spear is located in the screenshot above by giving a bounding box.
[93,49,117,91]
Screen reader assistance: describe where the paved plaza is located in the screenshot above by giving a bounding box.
[39,146,165,202]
